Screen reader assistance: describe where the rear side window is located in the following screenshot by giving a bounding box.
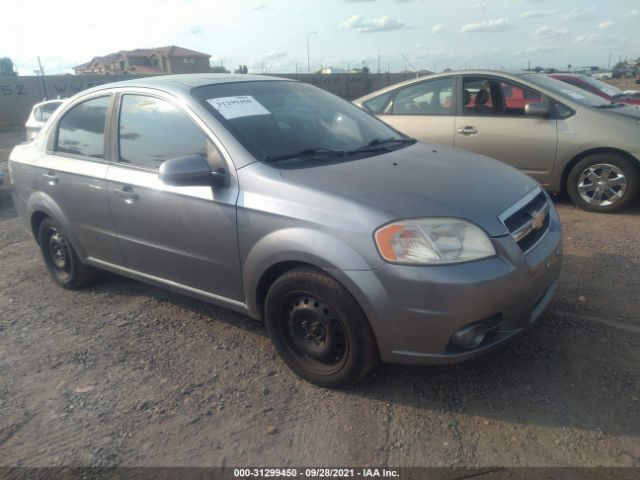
[56,96,110,158]
[363,91,393,114]
[391,78,454,115]
[118,95,207,170]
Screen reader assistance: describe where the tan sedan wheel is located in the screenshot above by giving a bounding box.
[567,154,639,212]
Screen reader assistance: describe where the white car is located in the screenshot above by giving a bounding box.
[25,99,65,140]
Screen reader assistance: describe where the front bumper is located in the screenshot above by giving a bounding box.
[330,204,563,365]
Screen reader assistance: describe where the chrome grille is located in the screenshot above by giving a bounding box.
[500,189,550,253]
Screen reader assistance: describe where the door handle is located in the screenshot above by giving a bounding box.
[42,172,58,185]
[116,186,139,203]
[457,126,478,135]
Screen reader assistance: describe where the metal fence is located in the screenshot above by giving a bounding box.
[0,72,421,124]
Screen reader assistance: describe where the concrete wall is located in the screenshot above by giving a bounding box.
[0,72,422,124]
[0,75,150,124]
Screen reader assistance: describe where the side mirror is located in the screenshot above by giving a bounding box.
[524,102,549,117]
[159,155,227,187]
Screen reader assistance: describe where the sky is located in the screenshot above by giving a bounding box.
[3,0,639,75]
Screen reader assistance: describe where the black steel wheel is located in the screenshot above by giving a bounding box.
[38,217,97,288]
[264,268,378,387]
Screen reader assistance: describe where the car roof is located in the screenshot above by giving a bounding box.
[354,69,541,104]
[85,73,294,96]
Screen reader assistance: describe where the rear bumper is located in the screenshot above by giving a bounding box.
[330,205,563,365]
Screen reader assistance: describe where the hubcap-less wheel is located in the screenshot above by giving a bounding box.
[46,227,71,281]
[283,294,348,375]
[577,163,627,207]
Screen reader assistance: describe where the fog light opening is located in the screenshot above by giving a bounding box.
[451,325,486,350]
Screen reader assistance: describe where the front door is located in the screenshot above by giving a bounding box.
[106,93,243,301]
[454,76,558,186]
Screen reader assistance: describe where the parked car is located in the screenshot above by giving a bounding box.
[9,74,562,387]
[355,70,640,212]
[549,73,640,106]
[25,99,65,140]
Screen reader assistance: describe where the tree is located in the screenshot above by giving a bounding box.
[210,65,230,73]
[234,65,248,74]
[0,57,16,75]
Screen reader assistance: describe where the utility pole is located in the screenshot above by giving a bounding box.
[377,50,380,74]
[307,31,318,73]
[37,56,49,100]
[401,54,419,78]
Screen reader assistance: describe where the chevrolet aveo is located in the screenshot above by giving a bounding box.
[9,74,562,387]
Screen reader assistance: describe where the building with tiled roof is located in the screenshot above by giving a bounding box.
[73,46,211,75]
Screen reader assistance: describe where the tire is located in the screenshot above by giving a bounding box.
[37,217,97,289]
[566,153,639,213]
[264,268,379,388]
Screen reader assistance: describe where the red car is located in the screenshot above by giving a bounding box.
[549,73,640,105]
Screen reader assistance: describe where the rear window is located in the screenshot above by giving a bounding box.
[55,96,110,158]
[362,91,393,113]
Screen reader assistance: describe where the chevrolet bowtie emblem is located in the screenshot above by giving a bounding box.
[531,209,546,231]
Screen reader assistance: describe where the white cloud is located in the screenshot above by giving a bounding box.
[626,9,639,17]
[461,17,511,33]
[533,25,567,39]
[574,33,599,43]
[597,20,615,29]
[339,14,409,33]
[252,2,272,10]
[431,24,445,34]
[518,9,556,19]
[564,7,597,22]
[263,51,287,59]
[473,2,488,10]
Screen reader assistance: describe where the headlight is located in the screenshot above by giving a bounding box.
[374,218,495,265]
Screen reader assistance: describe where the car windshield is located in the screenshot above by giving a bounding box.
[192,81,412,167]
[575,75,624,97]
[520,73,612,107]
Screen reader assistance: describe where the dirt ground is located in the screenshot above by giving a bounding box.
[0,129,639,468]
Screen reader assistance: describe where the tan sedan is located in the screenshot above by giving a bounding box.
[354,70,640,212]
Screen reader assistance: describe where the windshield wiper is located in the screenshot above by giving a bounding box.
[595,102,625,109]
[345,137,416,155]
[264,147,345,163]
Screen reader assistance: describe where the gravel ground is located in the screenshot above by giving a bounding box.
[0,129,639,468]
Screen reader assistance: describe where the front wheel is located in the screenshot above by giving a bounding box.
[264,268,378,388]
[567,154,639,212]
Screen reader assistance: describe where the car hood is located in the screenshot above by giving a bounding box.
[280,143,539,236]
[605,104,640,119]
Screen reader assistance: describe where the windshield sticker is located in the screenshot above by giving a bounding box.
[206,96,271,119]
[559,89,586,100]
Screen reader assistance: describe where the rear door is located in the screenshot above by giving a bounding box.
[376,76,456,146]
[39,94,123,264]
[454,76,558,185]
[105,92,243,301]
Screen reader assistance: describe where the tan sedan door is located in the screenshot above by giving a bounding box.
[454,76,558,186]
[377,76,456,146]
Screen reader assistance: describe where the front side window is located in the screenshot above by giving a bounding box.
[118,95,208,170]
[500,81,543,115]
[56,96,110,158]
[463,78,543,116]
[390,78,454,115]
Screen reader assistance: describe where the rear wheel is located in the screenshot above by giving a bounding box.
[264,268,378,388]
[567,153,639,212]
[38,217,97,288]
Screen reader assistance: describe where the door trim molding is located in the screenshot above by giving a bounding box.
[86,257,250,317]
